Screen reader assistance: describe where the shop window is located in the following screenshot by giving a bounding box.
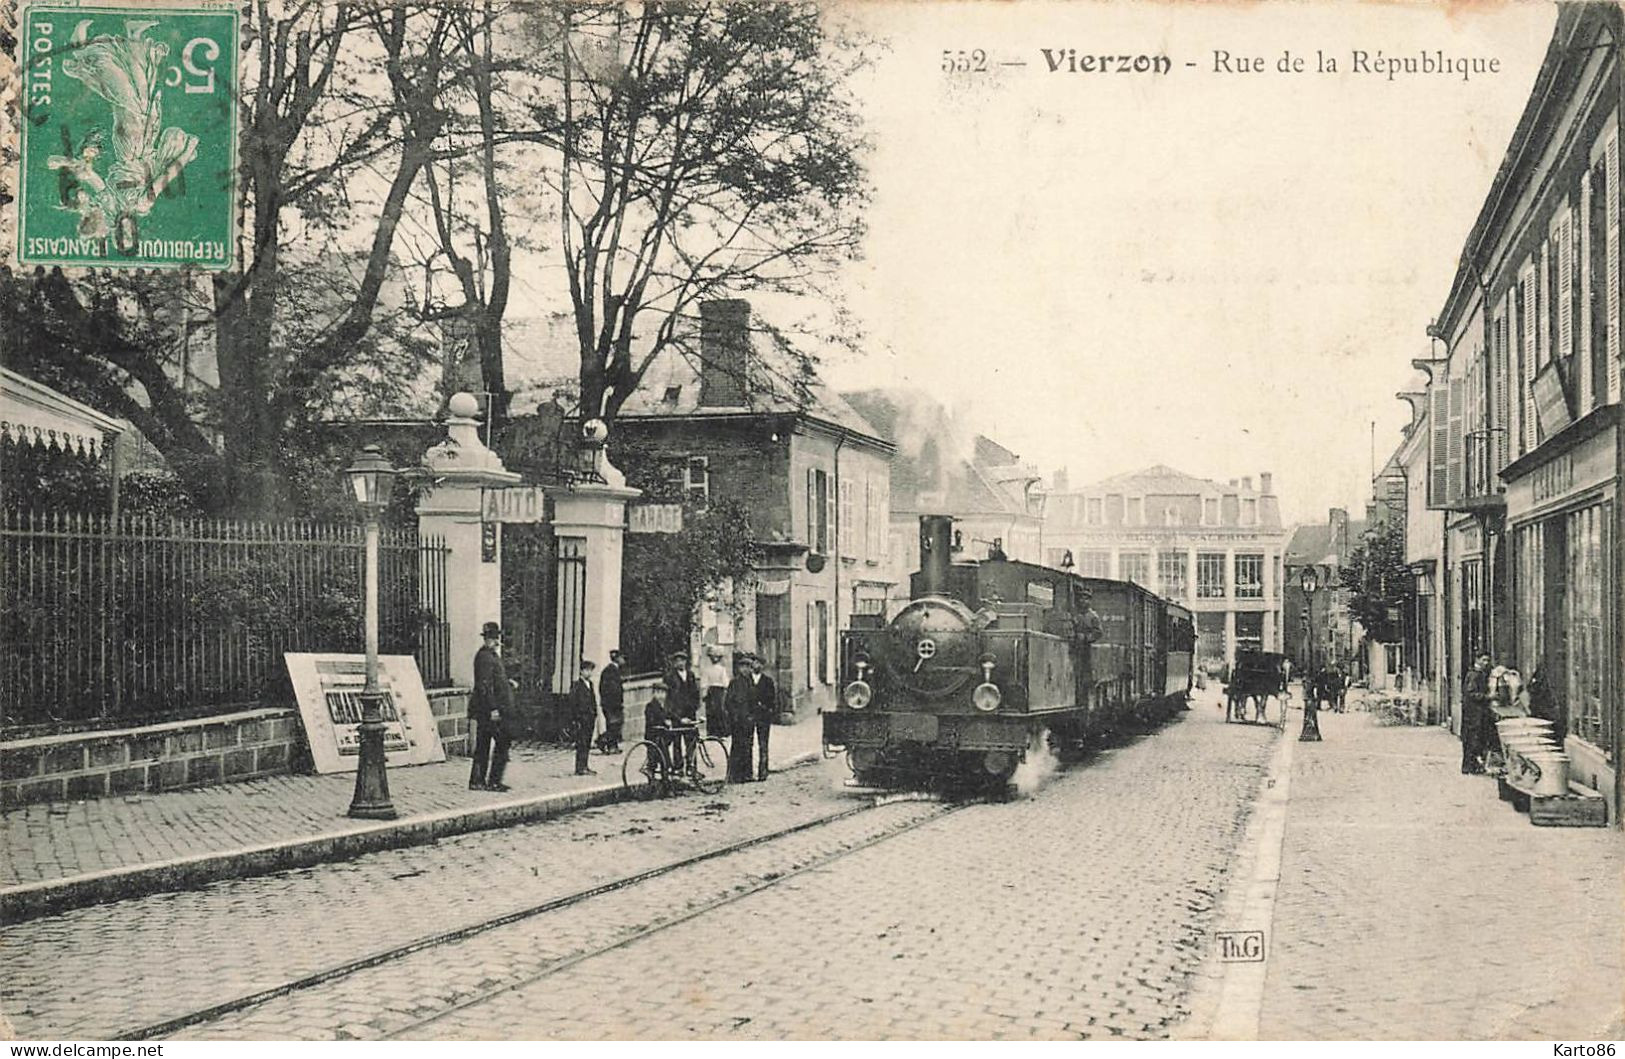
[1566,503,1612,757]
[1079,550,1111,578]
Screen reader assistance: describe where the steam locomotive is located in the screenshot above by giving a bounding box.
[823,515,1195,786]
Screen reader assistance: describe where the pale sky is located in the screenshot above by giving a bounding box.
[811,0,1558,526]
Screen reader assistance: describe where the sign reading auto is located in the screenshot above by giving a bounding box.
[482,487,547,523]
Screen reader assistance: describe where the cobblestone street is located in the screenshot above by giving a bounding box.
[3,698,1278,1040]
[6,692,1619,1042]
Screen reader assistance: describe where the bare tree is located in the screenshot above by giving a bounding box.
[545,1,872,426]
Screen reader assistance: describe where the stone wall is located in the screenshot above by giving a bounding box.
[2,687,472,809]
[1,709,303,809]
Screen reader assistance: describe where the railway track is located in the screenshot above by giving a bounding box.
[121,790,975,1042]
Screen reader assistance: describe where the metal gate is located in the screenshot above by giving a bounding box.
[551,537,587,694]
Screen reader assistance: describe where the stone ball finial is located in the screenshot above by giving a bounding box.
[448,392,480,418]
[581,417,609,447]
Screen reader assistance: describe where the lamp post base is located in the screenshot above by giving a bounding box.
[1299,702,1323,742]
[348,691,398,820]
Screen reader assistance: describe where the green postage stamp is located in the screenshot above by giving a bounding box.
[17,2,239,270]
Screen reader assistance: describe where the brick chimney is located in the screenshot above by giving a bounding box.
[1260,471,1273,494]
[1241,476,1254,492]
[700,299,751,407]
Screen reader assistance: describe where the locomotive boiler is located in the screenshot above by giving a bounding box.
[823,514,1195,787]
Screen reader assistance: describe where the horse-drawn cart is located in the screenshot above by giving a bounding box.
[1225,650,1290,727]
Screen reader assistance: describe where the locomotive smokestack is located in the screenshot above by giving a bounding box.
[918,514,954,596]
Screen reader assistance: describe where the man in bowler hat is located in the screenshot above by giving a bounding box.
[568,659,600,775]
[469,622,513,791]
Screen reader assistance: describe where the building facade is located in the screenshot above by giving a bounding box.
[1419,4,1624,823]
[1044,465,1287,669]
[1283,508,1366,677]
[611,300,895,718]
[1397,390,1448,719]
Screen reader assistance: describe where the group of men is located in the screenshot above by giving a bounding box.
[645,649,779,783]
[465,622,780,791]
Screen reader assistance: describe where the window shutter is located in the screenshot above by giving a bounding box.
[1493,308,1509,472]
[806,602,815,689]
[1579,180,1593,413]
[1523,269,1539,451]
[825,475,836,557]
[1610,132,1622,403]
[1447,374,1465,504]
[1428,384,1448,507]
[806,468,815,546]
[1559,210,1575,366]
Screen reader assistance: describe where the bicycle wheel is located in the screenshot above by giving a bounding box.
[690,737,729,794]
[621,740,668,800]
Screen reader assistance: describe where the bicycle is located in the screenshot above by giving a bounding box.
[621,722,730,799]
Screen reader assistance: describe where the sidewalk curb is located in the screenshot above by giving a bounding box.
[1,749,823,924]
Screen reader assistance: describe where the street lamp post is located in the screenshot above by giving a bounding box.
[1298,566,1322,742]
[345,445,400,819]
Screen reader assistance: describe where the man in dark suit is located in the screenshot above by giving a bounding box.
[724,656,756,782]
[469,622,513,792]
[749,653,779,780]
[663,651,700,773]
[569,659,600,775]
[596,649,625,753]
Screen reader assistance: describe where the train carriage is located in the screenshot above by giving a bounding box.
[824,515,1194,787]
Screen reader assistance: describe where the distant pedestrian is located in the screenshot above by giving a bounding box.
[663,651,700,773]
[749,653,779,781]
[1460,652,1493,774]
[596,649,625,754]
[569,660,599,776]
[469,622,513,792]
[701,648,729,739]
[724,657,755,782]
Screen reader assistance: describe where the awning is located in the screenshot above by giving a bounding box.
[0,367,121,457]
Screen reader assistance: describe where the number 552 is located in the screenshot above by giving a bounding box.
[941,49,987,73]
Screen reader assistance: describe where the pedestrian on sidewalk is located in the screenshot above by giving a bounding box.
[725,656,755,782]
[1460,652,1493,774]
[749,653,778,781]
[701,647,729,739]
[663,651,700,773]
[569,660,600,776]
[596,649,625,754]
[469,621,514,792]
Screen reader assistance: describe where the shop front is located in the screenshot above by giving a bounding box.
[1503,406,1622,825]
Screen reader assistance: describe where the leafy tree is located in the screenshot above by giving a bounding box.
[1338,519,1415,644]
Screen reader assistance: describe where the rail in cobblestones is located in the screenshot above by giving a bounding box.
[123,790,971,1042]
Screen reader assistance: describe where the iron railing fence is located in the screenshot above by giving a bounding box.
[1,510,450,735]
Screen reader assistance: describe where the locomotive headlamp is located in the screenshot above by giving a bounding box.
[972,681,1002,712]
[844,680,873,709]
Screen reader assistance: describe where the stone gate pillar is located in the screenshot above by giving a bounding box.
[417,393,520,686]
[550,431,640,679]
